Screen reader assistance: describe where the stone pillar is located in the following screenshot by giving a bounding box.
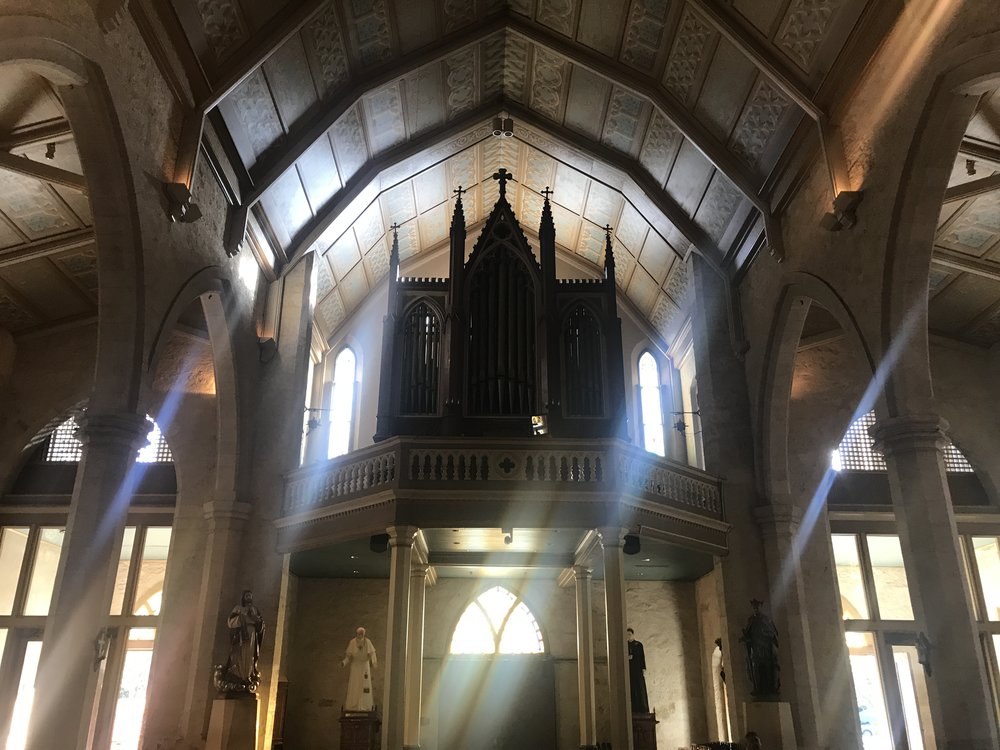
[598,527,633,750]
[403,562,428,749]
[688,254,770,736]
[574,565,598,750]
[872,414,998,750]
[383,525,416,750]
[753,503,846,750]
[27,412,150,750]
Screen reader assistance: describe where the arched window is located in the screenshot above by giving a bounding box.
[44,414,173,463]
[637,352,665,457]
[449,586,544,655]
[831,410,973,473]
[328,347,357,458]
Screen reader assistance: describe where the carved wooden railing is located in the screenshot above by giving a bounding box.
[283,437,723,521]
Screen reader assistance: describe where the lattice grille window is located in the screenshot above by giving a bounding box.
[831,410,973,473]
[44,416,173,463]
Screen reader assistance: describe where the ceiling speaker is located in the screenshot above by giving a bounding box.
[369,533,390,553]
[623,534,641,555]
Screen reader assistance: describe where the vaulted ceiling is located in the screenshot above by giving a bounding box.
[0,66,95,336]
[0,0,895,344]
[171,0,881,344]
[929,89,1000,347]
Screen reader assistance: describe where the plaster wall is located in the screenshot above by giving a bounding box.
[284,575,707,750]
[0,323,96,488]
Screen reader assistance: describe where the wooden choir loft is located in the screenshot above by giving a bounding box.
[375,168,628,442]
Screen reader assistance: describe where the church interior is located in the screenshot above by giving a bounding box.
[0,1,999,749]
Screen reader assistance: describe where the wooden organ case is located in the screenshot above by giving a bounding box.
[375,169,627,441]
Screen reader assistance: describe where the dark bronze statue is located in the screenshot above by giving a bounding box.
[214,589,265,693]
[740,599,779,699]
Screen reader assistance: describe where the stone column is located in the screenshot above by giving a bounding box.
[599,527,633,750]
[27,412,150,750]
[403,562,428,749]
[688,254,770,736]
[753,503,850,750]
[383,525,416,750]
[872,414,998,750]
[574,565,598,750]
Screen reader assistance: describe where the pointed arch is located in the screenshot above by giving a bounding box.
[398,299,443,415]
[756,273,876,499]
[0,17,145,415]
[449,586,545,655]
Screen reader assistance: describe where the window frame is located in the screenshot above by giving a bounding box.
[327,345,359,459]
[448,585,546,656]
[636,350,666,457]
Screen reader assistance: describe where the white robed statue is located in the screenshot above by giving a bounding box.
[342,626,377,711]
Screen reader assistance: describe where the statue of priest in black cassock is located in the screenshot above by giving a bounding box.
[627,627,650,713]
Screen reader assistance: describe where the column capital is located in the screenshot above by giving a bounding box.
[572,564,593,580]
[75,412,150,453]
[870,413,950,457]
[387,525,419,547]
[596,526,629,548]
[753,503,803,536]
[202,499,252,522]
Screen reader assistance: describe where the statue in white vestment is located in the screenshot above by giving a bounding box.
[342,626,377,711]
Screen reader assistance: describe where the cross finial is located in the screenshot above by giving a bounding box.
[391,221,400,236]
[603,224,613,237]
[541,186,553,200]
[492,168,512,197]
[453,185,465,199]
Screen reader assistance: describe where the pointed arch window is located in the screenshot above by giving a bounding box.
[328,347,357,458]
[449,586,544,655]
[44,414,173,463]
[830,410,973,473]
[638,352,665,457]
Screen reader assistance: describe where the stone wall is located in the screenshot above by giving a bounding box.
[284,575,708,750]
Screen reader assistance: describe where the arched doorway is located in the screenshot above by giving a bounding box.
[438,585,555,750]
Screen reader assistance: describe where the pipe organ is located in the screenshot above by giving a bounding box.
[375,169,627,440]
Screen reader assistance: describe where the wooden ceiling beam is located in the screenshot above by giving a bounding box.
[278,100,502,267]
[0,229,94,267]
[959,138,1000,170]
[505,15,768,213]
[932,246,1000,282]
[0,119,73,150]
[687,0,821,120]
[942,173,1000,205]
[503,100,724,263]
[246,14,509,204]
[0,152,87,193]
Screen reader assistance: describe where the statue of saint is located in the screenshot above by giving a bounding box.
[740,599,779,699]
[215,590,265,693]
[342,626,378,712]
[627,627,650,713]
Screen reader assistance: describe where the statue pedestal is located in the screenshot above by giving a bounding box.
[632,711,659,750]
[340,709,381,750]
[206,694,257,750]
[742,701,796,749]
